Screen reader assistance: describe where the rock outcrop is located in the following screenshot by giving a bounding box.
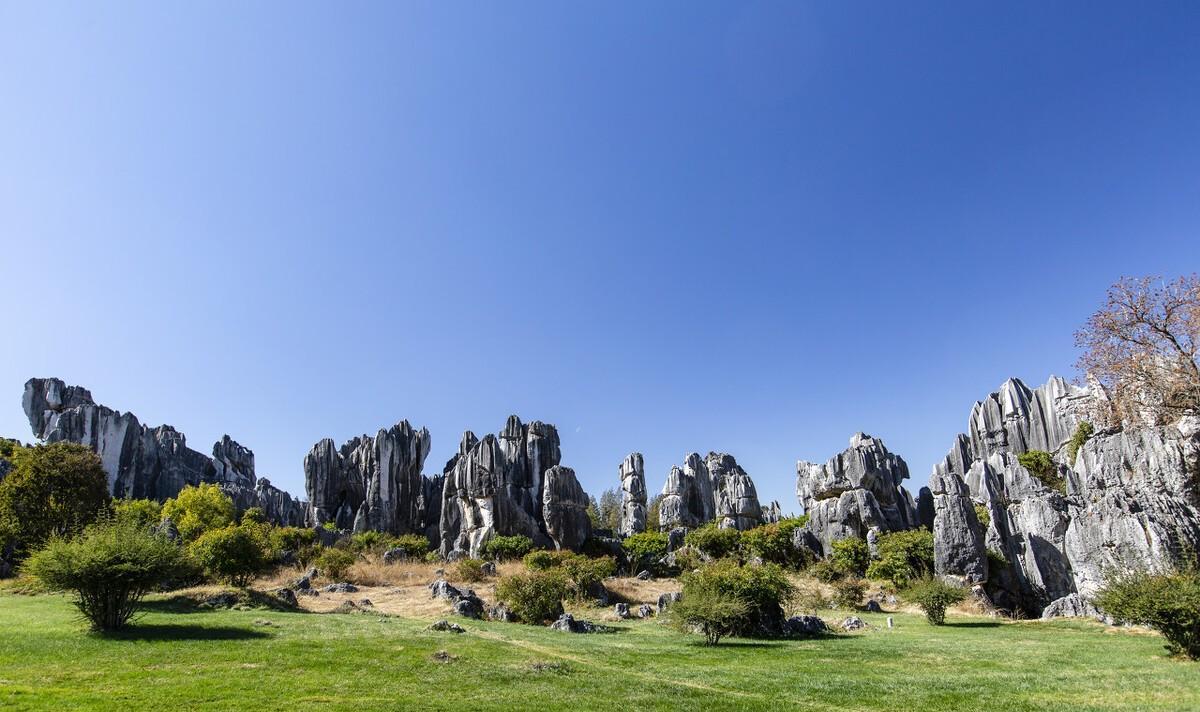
[22,378,304,524]
[932,376,1200,615]
[618,452,646,537]
[659,452,763,531]
[929,470,986,584]
[303,422,434,537]
[795,433,918,556]
[440,416,588,557]
[542,466,592,551]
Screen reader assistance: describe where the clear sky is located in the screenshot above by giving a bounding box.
[2,2,1199,511]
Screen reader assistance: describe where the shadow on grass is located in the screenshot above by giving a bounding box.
[98,623,271,642]
[140,589,309,614]
[942,620,1004,629]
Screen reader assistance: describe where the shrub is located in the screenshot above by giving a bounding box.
[830,537,869,577]
[391,534,432,557]
[622,531,669,562]
[559,554,616,600]
[349,531,396,553]
[313,547,357,581]
[481,535,535,561]
[112,499,163,529]
[974,504,991,529]
[322,521,338,532]
[23,518,188,631]
[986,548,1009,572]
[454,558,488,583]
[495,569,569,623]
[189,522,271,586]
[0,442,110,557]
[905,576,968,625]
[669,580,749,646]
[866,529,935,588]
[831,576,867,609]
[240,507,268,524]
[270,526,317,554]
[524,549,569,571]
[678,560,795,637]
[811,558,846,583]
[161,483,236,542]
[685,524,742,560]
[1067,421,1094,466]
[741,518,811,568]
[1017,450,1065,494]
[1094,566,1200,659]
[423,550,442,564]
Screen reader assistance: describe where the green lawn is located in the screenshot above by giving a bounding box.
[0,593,1195,711]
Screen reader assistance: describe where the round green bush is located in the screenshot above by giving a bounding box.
[24,518,188,631]
[740,517,810,568]
[677,559,795,637]
[685,524,742,560]
[905,576,968,625]
[1095,566,1200,659]
[865,529,934,588]
[313,547,356,581]
[189,522,271,587]
[161,483,236,543]
[495,569,569,623]
[454,557,488,583]
[829,537,869,577]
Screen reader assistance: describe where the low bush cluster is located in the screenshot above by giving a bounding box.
[831,576,867,609]
[189,520,272,587]
[741,517,810,568]
[1095,566,1200,659]
[481,535,535,561]
[160,483,236,542]
[830,537,869,577]
[453,557,489,583]
[495,569,569,623]
[1017,450,1065,495]
[866,529,934,588]
[671,559,795,643]
[313,547,356,581]
[905,576,967,625]
[684,524,742,560]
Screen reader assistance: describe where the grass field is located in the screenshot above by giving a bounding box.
[0,591,1196,711]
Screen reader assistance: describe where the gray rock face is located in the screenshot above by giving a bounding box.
[440,416,584,558]
[783,615,828,636]
[549,613,607,633]
[542,466,592,551]
[761,501,782,524]
[22,378,305,524]
[796,433,918,553]
[929,470,987,584]
[618,452,647,537]
[1040,593,1106,622]
[659,452,763,531]
[933,376,1200,615]
[304,422,432,536]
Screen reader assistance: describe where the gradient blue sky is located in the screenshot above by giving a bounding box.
[2,2,1199,510]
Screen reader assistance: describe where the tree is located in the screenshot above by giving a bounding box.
[112,499,163,529]
[0,442,109,557]
[1076,275,1200,424]
[160,483,235,542]
[24,518,188,631]
[904,576,967,625]
[1094,565,1200,659]
[595,488,621,532]
[646,494,663,532]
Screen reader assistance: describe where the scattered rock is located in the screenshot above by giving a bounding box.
[273,588,298,607]
[657,591,682,613]
[864,600,883,613]
[293,575,311,591]
[548,613,610,633]
[613,603,630,619]
[481,561,497,576]
[841,616,867,631]
[635,570,651,581]
[1041,593,1109,623]
[427,620,466,633]
[382,548,408,565]
[358,598,373,608]
[431,650,458,663]
[429,579,462,600]
[488,604,516,623]
[334,600,361,614]
[322,582,358,593]
[783,615,828,636]
[202,592,240,608]
[454,594,484,619]
[637,604,654,619]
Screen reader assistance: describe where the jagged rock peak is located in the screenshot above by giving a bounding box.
[618,452,647,537]
[660,451,762,531]
[543,465,592,551]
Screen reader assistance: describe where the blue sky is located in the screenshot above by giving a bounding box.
[2,2,1198,511]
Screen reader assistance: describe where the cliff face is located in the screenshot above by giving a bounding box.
[659,452,764,532]
[931,376,1200,614]
[22,378,305,525]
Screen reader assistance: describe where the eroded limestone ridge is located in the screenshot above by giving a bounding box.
[660,451,764,531]
[21,377,306,525]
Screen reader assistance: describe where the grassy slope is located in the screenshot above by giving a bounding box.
[0,593,1195,711]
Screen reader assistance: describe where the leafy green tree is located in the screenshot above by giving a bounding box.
[741,517,810,568]
[239,507,268,524]
[645,494,663,532]
[669,581,748,646]
[112,499,162,529]
[24,518,188,631]
[685,524,742,560]
[675,559,795,638]
[0,442,109,557]
[160,483,235,542]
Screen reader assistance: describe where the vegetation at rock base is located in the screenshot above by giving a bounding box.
[0,442,109,558]
[829,537,870,578]
[676,560,794,638]
[866,529,935,588]
[313,547,356,581]
[622,531,669,569]
[905,577,969,625]
[453,557,489,583]
[831,577,868,610]
[741,517,810,568]
[1095,565,1200,659]
[481,535,535,561]
[160,483,236,543]
[22,518,187,631]
[973,504,991,530]
[684,524,742,560]
[668,581,748,646]
[188,522,271,587]
[495,569,569,623]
